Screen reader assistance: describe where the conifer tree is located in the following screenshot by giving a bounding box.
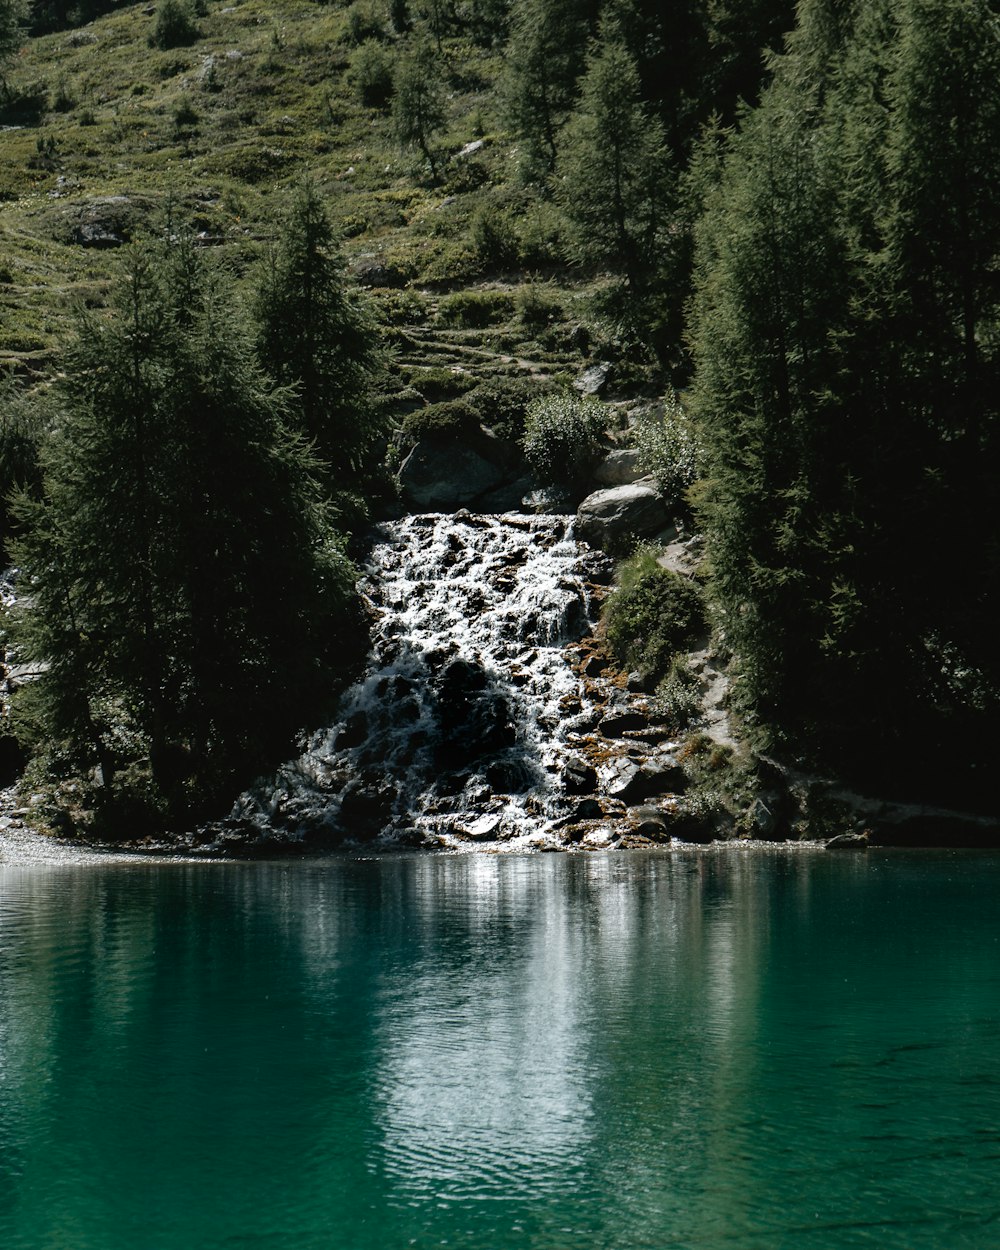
[555,22,673,308]
[256,181,384,494]
[692,0,1000,802]
[0,0,26,92]
[503,0,593,175]
[7,238,359,831]
[392,39,446,180]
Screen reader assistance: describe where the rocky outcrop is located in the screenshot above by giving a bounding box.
[575,483,670,552]
[399,442,508,510]
[593,449,644,486]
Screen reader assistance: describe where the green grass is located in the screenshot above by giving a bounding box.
[0,0,649,406]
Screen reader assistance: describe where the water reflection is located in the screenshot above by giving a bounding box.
[1,850,999,1250]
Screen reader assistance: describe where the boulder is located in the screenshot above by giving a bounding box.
[594,448,643,486]
[602,757,686,804]
[399,442,506,510]
[561,756,598,795]
[599,711,648,738]
[574,361,612,395]
[629,805,671,839]
[825,832,870,850]
[352,257,407,288]
[575,484,670,552]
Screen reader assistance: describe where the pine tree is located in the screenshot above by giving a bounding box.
[392,39,446,180]
[692,0,1000,804]
[503,0,594,175]
[256,180,385,496]
[6,238,360,832]
[555,22,673,309]
[0,0,26,92]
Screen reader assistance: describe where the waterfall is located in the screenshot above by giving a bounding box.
[227,512,683,850]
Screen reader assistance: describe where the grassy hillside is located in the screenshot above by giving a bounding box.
[0,0,620,398]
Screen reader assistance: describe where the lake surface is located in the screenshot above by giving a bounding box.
[1,849,998,1250]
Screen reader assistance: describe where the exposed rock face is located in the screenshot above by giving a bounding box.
[575,483,670,552]
[399,442,507,510]
[601,756,686,805]
[574,362,612,395]
[594,449,643,486]
[352,257,407,288]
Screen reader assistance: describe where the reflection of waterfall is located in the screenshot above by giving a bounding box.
[234,514,611,847]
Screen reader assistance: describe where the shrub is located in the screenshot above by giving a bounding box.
[374,288,428,326]
[470,203,517,268]
[0,377,45,558]
[603,566,705,684]
[351,39,394,109]
[150,0,200,50]
[344,1,384,45]
[466,375,550,442]
[400,399,479,444]
[436,289,514,329]
[520,393,608,493]
[653,655,702,734]
[516,283,562,332]
[406,366,476,401]
[634,395,703,507]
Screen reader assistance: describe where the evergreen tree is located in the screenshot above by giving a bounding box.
[555,22,674,330]
[503,0,594,175]
[392,39,447,180]
[692,0,1000,804]
[256,181,385,495]
[6,238,360,831]
[0,0,26,92]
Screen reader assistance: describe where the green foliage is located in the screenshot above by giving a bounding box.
[399,398,478,444]
[436,288,513,328]
[653,655,702,734]
[691,0,1000,803]
[256,180,386,488]
[350,38,394,109]
[149,0,199,50]
[374,287,428,325]
[470,202,518,269]
[0,374,44,557]
[5,238,361,833]
[603,564,704,685]
[556,21,673,297]
[392,39,446,179]
[466,374,548,441]
[514,282,561,331]
[405,365,476,400]
[503,0,592,174]
[0,0,26,92]
[633,396,703,508]
[343,1,385,45]
[520,392,607,492]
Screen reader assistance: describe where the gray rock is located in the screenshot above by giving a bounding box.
[599,711,648,738]
[825,832,870,850]
[456,139,485,159]
[574,361,611,395]
[399,442,506,509]
[594,448,643,486]
[575,484,669,552]
[561,757,598,795]
[477,475,534,514]
[603,757,686,805]
[572,798,604,820]
[629,805,671,839]
[352,257,407,288]
[749,795,779,839]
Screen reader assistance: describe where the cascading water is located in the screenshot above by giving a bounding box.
[229,511,646,849]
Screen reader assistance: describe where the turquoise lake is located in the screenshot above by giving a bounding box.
[1,849,998,1249]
